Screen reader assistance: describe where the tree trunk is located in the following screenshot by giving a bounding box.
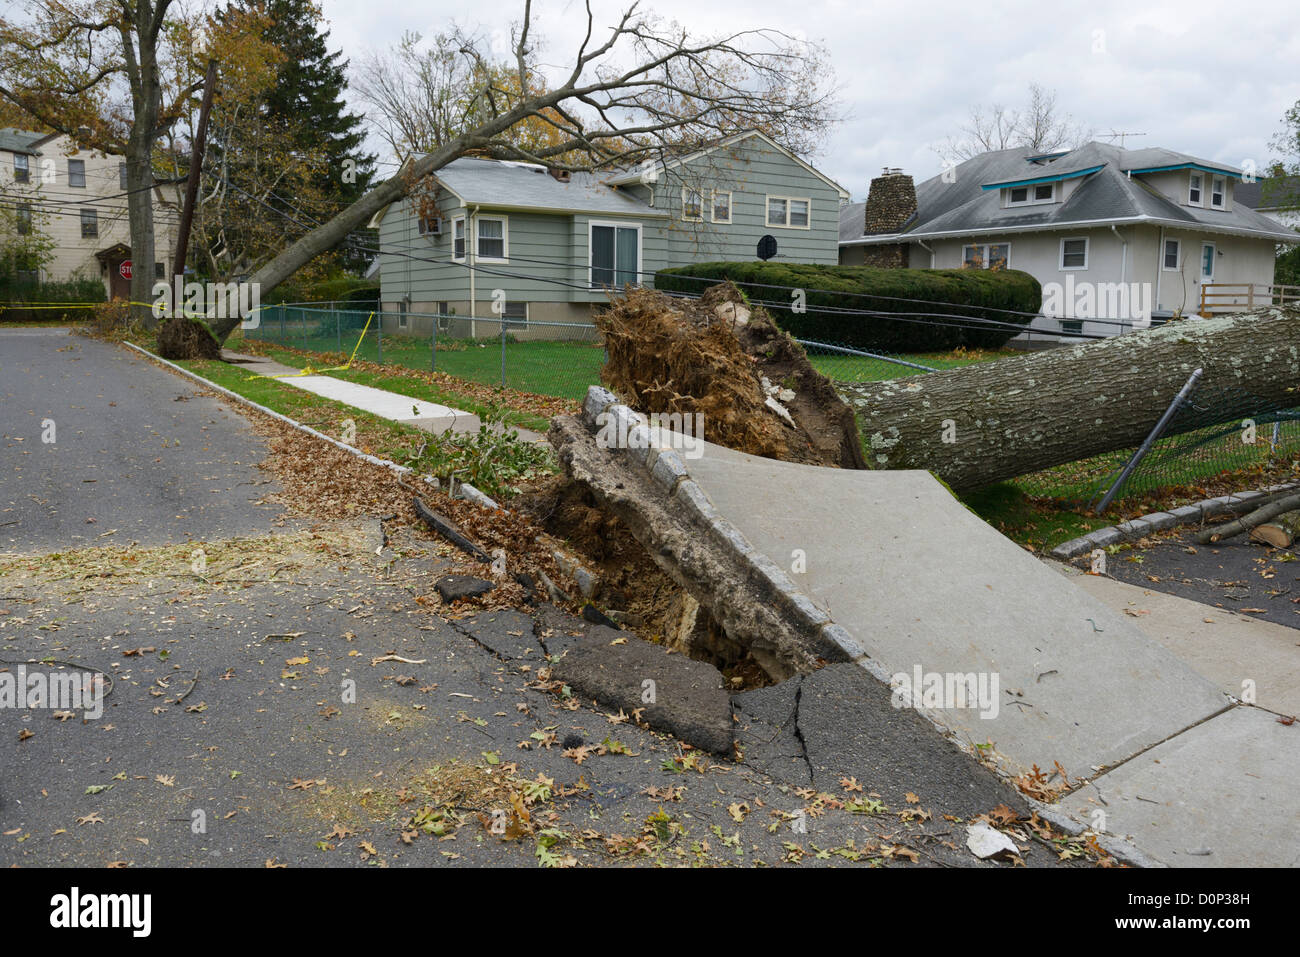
[1250,511,1300,548]
[837,308,1300,491]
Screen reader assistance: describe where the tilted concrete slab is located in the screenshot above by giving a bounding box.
[684,441,1229,779]
[219,352,479,435]
[1057,706,1300,867]
[1054,563,1300,716]
[283,375,478,433]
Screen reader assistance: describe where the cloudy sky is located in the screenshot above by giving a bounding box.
[318,0,1300,198]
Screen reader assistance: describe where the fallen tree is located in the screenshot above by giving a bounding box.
[838,307,1300,491]
[1196,491,1300,545]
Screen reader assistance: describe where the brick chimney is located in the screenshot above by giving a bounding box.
[861,168,916,267]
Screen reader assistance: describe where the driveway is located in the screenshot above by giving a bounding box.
[0,328,284,553]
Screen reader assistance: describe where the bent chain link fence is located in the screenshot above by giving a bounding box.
[243,306,1300,509]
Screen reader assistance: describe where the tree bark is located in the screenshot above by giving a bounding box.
[1197,492,1300,544]
[837,308,1300,491]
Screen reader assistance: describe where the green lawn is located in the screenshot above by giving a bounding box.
[170,356,556,500]
[238,344,552,433]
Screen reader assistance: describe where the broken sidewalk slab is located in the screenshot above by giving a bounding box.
[673,440,1229,781]
[551,633,734,754]
[434,574,496,602]
[1057,706,1300,867]
[1054,562,1300,716]
[778,664,1026,818]
[453,609,544,661]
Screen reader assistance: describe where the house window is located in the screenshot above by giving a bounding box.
[589,221,641,288]
[155,262,165,279]
[67,159,86,188]
[766,195,810,228]
[1005,183,1056,206]
[16,202,32,235]
[681,188,704,222]
[397,300,408,329]
[1163,239,1181,270]
[417,211,440,235]
[14,154,29,183]
[1211,176,1225,209]
[1188,172,1202,205]
[1059,319,1083,336]
[1060,237,1088,270]
[119,162,128,191]
[962,243,1010,270]
[1201,243,1215,280]
[502,301,528,329]
[80,208,98,238]
[711,190,732,224]
[452,217,466,261]
[476,216,507,261]
[16,268,38,285]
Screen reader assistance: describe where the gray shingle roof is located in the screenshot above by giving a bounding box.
[433,158,664,217]
[839,200,865,243]
[844,142,1298,245]
[0,128,47,154]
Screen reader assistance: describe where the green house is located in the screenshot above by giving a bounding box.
[368,130,848,336]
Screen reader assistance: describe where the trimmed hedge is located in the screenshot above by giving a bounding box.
[654,262,1041,351]
[0,278,107,323]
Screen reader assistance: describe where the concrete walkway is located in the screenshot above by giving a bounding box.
[678,437,1297,866]
[222,351,482,434]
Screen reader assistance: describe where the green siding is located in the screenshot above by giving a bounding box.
[377,136,842,309]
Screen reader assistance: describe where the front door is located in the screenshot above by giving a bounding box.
[108,257,130,300]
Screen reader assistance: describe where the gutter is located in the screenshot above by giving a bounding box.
[840,214,1300,246]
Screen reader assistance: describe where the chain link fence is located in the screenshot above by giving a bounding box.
[243,303,603,402]
[801,336,1300,511]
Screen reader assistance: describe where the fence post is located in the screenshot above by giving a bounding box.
[431,314,437,373]
[500,317,507,389]
[375,311,383,364]
[1094,367,1203,515]
[279,303,285,344]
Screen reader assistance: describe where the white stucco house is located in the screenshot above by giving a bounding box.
[840,142,1300,340]
[0,128,177,297]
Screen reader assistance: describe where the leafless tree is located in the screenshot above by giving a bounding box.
[936,83,1091,163]
[204,0,838,341]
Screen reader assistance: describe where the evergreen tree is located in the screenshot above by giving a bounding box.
[255,0,376,271]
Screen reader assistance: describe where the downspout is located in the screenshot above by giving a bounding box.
[468,203,478,338]
[1155,226,1164,318]
[1110,224,1129,331]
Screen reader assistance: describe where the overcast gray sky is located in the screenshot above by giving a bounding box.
[319,0,1300,199]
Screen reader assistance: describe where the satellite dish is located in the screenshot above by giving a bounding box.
[757,235,778,261]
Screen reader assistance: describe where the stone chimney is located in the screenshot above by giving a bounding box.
[861,168,916,268]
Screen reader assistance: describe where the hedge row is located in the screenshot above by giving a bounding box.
[654,262,1041,351]
[0,278,107,323]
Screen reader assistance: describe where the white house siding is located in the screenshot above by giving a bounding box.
[1,134,176,296]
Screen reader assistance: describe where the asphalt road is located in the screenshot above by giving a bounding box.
[0,329,284,553]
[1103,530,1300,630]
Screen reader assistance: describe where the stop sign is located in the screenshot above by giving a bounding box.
[119,260,132,280]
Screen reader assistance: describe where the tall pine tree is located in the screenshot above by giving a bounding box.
[256,0,376,273]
